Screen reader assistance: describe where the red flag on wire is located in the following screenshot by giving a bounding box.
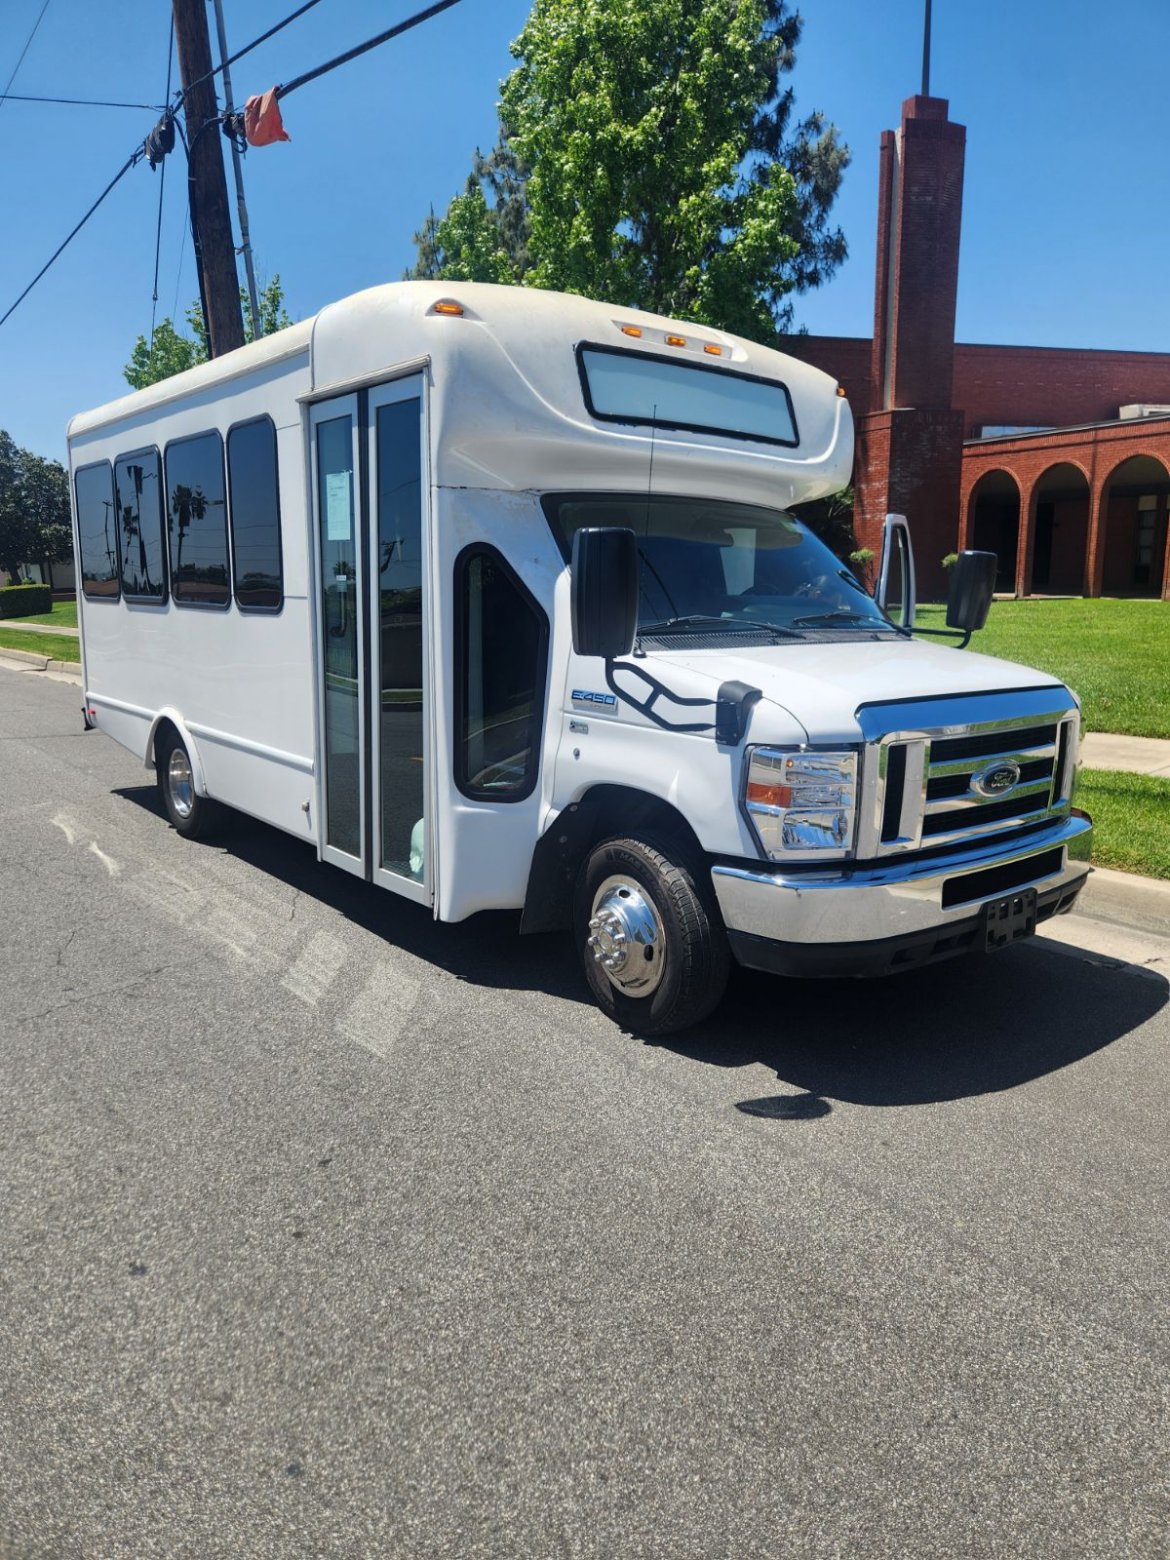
[244,89,290,147]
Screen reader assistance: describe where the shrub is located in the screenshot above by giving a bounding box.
[0,583,52,618]
[941,552,959,570]
[848,547,876,584]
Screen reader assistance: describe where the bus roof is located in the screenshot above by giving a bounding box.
[68,282,840,437]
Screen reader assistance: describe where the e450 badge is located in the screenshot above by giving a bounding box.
[571,689,618,715]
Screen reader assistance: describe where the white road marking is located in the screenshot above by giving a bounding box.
[281,930,347,1008]
[50,812,77,845]
[87,842,121,876]
[339,961,420,1058]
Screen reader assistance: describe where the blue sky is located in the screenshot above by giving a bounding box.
[2,0,1167,459]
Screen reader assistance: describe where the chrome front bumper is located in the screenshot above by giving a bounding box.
[711,814,1092,977]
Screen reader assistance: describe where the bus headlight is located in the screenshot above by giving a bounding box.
[744,748,858,859]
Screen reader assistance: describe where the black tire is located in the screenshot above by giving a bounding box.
[156,728,219,840]
[574,833,730,1036]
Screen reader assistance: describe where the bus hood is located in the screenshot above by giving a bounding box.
[637,638,1070,745]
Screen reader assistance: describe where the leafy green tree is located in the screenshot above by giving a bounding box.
[410,0,848,341]
[123,317,204,392]
[411,180,518,284]
[0,432,72,583]
[410,140,531,282]
[124,276,294,391]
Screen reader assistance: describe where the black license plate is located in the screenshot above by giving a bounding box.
[983,887,1038,952]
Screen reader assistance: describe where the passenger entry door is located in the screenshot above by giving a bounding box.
[309,375,432,905]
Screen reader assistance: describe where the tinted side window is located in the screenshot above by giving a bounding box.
[165,431,229,607]
[227,418,283,610]
[455,547,549,801]
[74,462,119,600]
[114,449,167,603]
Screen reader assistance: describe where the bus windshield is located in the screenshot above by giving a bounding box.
[545,494,896,638]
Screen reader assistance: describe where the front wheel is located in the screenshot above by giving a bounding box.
[574,834,730,1036]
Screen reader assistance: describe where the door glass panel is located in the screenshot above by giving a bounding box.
[316,415,360,859]
[375,398,425,880]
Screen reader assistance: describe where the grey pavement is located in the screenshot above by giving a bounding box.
[1,664,1169,1559]
[1081,730,1170,778]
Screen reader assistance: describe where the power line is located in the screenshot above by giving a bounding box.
[0,146,145,330]
[276,0,466,102]
[0,0,468,334]
[1,92,165,111]
[0,0,53,113]
[176,0,326,108]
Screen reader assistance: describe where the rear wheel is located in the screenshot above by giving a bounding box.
[574,833,730,1035]
[156,728,219,840]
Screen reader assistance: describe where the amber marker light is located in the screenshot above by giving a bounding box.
[836,385,847,397]
[746,779,793,809]
[620,324,643,338]
[704,343,723,357]
[665,334,687,347]
[433,300,465,316]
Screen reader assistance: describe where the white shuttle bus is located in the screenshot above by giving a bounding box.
[68,282,1092,1034]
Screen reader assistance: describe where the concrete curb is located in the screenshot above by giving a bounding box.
[0,647,49,669]
[0,649,82,681]
[1078,867,1170,939]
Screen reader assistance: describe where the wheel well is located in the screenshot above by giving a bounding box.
[149,716,180,770]
[521,785,707,935]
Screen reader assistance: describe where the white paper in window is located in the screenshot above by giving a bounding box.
[325,470,352,541]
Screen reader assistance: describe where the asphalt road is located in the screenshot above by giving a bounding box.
[1,664,1168,1559]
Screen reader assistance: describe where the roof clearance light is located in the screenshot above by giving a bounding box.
[704,343,723,357]
[836,385,847,397]
[665,334,687,348]
[621,325,643,338]
[433,300,465,317]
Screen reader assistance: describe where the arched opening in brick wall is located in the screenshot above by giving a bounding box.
[967,470,1019,592]
[1029,463,1090,596]
[1098,454,1170,597]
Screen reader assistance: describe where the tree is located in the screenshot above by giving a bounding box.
[123,276,294,391]
[409,139,531,282]
[409,0,848,341]
[0,432,72,583]
[410,179,518,285]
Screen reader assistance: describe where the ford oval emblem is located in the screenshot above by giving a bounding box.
[971,760,1021,798]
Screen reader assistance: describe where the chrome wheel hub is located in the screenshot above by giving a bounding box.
[587,876,666,996]
[167,748,194,819]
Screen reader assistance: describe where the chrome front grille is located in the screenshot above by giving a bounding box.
[857,690,1080,858]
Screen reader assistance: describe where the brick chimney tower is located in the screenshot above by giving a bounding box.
[853,92,967,599]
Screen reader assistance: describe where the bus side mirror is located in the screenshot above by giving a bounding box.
[946,550,997,633]
[571,527,639,658]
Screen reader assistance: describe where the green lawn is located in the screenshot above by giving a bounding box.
[1078,769,1170,881]
[0,628,81,662]
[7,598,78,629]
[917,598,1170,738]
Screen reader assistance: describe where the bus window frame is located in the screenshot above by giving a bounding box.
[163,428,232,612]
[226,413,285,615]
[452,542,550,805]
[113,444,168,606]
[575,341,800,450]
[74,457,121,603]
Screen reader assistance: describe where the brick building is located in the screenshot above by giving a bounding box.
[783,95,1170,602]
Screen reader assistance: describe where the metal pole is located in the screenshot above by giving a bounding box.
[209,0,263,339]
[922,0,932,97]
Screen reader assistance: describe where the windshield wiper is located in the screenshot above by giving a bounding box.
[789,610,894,630]
[639,614,801,640]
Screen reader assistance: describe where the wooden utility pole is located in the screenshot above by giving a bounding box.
[172,0,244,357]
